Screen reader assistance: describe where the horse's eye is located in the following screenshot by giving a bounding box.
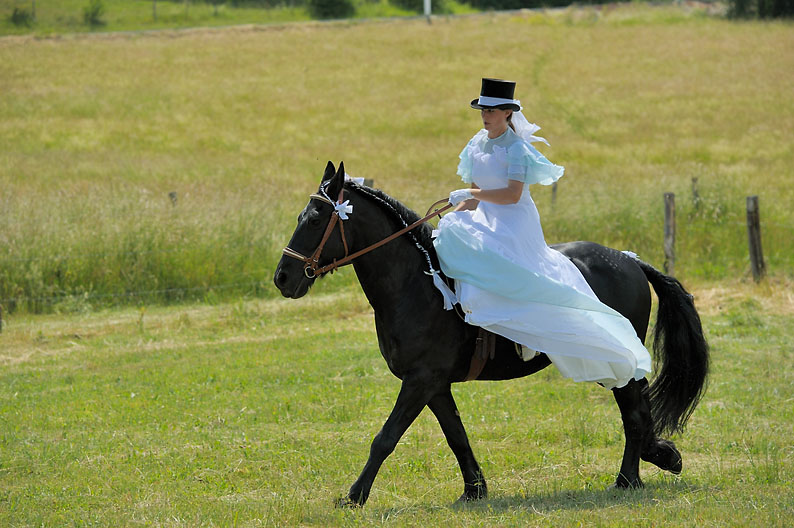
[309,215,322,227]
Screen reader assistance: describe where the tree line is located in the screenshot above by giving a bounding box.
[727,0,794,18]
[230,0,794,19]
[7,0,794,33]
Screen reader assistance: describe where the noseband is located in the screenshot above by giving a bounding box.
[282,187,452,279]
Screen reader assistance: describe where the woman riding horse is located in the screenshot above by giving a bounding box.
[273,80,709,506]
[435,77,652,389]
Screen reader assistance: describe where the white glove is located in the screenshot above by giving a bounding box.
[448,188,474,206]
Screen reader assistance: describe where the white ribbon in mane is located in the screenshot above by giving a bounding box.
[334,200,353,220]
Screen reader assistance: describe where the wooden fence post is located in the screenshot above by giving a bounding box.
[664,192,676,275]
[551,181,558,208]
[746,195,766,282]
[691,177,700,211]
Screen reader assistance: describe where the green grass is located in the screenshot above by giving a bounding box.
[1,4,793,313]
[2,5,792,525]
[0,0,310,36]
[0,0,477,36]
[1,279,792,525]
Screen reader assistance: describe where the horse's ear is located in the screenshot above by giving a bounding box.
[325,161,345,199]
[322,161,336,182]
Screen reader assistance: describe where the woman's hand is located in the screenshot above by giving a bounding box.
[448,180,524,211]
[449,188,474,206]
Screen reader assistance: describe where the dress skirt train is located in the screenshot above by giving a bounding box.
[434,199,652,389]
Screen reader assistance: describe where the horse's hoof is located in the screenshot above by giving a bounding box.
[612,475,644,489]
[457,484,487,502]
[642,439,683,475]
[456,492,484,503]
[335,496,363,509]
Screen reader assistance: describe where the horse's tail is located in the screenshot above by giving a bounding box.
[637,260,709,437]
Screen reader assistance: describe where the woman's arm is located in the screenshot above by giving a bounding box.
[454,183,480,211]
[455,180,524,210]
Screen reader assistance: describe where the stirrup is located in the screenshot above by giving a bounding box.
[517,344,539,361]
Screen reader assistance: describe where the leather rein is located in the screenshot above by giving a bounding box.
[282,187,493,383]
[282,188,454,279]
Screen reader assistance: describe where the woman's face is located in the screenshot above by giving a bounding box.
[481,108,512,136]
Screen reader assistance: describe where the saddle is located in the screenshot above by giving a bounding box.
[444,277,535,382]
[464,327,536,381]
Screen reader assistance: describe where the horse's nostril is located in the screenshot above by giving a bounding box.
[276,270,288,287]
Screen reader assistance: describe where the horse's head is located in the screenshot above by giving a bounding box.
[274,161,351,299]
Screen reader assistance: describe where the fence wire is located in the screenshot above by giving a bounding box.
[0,262,277,308]
[1,244,264,264]
[0,280,269,306]
[2,199,791,309]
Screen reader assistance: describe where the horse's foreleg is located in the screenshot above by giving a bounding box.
[427,387,487,502]
[612,378,652,488]
[338,375,438,508]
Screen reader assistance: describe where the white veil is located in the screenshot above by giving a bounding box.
[511,104,550,146]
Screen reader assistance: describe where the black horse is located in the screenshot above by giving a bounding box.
[274,162,709,507]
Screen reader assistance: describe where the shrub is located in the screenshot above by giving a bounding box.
[9,7,33,27]
[308,0,355,19]
[83,0,106,27]
[208,0,226,16]
[728,0,794,17]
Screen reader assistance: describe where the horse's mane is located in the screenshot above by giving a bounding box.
[344,181,437,260]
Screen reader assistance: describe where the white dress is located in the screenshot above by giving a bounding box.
[433,127,651,389]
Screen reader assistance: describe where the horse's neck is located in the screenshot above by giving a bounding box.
[349,198,434,315]
[353,246,425,308]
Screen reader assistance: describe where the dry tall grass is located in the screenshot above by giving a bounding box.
[1,5,792,312]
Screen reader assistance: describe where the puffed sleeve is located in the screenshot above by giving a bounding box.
[456,131,486,184]
[507,140,564,186]
[456,143,473,184]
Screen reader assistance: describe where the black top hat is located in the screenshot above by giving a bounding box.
[471,77,521,112]
[470,78,521,111]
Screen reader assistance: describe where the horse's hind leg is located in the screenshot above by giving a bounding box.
[613,378,684,488]
[637,379,682,474]
[427,387,487,502]
[612,378,652,488]
[641,437,683,474]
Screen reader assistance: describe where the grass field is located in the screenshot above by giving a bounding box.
[1,4,793,313]
[2,3,793,526]
[0,0,476,36]
[0,0,310,35]
[1,278,792,526]
[2,6,793,526]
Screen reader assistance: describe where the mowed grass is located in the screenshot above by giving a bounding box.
[1,279,792,526]
[2,6,793,526]
[1,5,793,313]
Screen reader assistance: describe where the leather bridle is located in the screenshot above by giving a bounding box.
[282,187,453,279]
[283,186,494,383]
[282,188,350,279]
